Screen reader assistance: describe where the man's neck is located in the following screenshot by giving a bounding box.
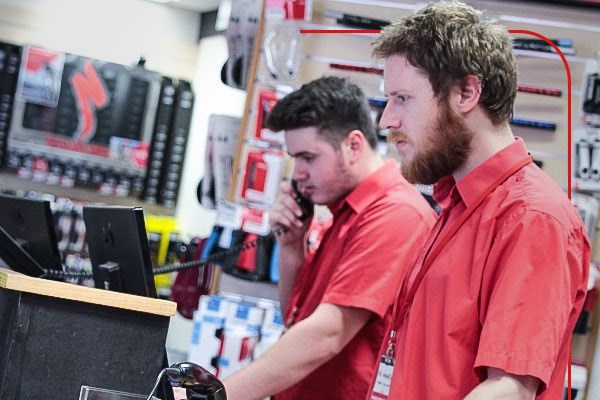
[356,153,385,182]
[453,122,515,182]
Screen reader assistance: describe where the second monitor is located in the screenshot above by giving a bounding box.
[82,205,157,298]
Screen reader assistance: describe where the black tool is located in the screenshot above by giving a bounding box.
[291,179,313,221]
[168,362,226,400]
[147,362,226,400]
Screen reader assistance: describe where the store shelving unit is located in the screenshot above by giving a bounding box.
[223,0,600,398]
[0,172,175,216]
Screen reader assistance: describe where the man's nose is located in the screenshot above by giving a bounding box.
[292,163,308,181]
[379,104,400,130]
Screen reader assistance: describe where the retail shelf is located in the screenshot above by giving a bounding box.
[316,4,600,65]
[326,0,420,11]
[497,14,600,34]
[300,52,581,98]
[305,40,593,67]
[244,137,285,150]
[270,17,594,102]
[219,273,279,301]
[301,53,383,70]
[0,172,175,216]
[300,41,592,69]
[514,49,592,65]
[299,20,380,36]
[253,75,300,93]
[574,178,600,193]
[324,0,600,34]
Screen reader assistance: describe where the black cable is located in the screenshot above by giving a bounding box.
[146,367,179,400]
[41,268,94,280]
[42,228,284,280]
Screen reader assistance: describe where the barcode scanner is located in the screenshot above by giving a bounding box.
[291,179,313,221]
[164,362,226,400]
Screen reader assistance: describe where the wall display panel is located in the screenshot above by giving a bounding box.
[8,45,161,179]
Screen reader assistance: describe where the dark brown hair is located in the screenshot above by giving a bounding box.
[266,76,378,148]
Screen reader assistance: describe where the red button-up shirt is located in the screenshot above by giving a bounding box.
[276,160,436,400]
[379,138,590,399]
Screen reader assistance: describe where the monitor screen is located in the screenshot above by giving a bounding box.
[82,205,157,298]
[0,193,63,276]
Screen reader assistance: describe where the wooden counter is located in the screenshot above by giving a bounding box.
[0,268,177,400]
[0,267,176,316]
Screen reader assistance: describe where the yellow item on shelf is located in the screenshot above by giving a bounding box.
[145,214,179,293]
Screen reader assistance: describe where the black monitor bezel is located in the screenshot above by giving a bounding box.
[0,225,46,277]
[0,193,63,274]
[82,205,157,298]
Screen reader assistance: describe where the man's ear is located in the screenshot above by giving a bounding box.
[455,75,481,113]
[343,130,364,161]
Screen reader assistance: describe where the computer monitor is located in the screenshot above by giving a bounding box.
[0,193,63,276]
[0,225,46,277]
[82,205,157,298]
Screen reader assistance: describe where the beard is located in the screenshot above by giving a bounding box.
[397,102,473,185]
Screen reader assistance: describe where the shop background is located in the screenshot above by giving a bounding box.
[0,0,599,398]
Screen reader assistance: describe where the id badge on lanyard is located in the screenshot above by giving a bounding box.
[370,330,396,400]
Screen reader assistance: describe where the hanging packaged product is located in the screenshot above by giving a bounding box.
[254,90,285,144]
[581,58,600,127]
[188,294,239,377]
[253,300,284,359]
[241,206,271,236]
[239,149,284,207]
[221,0,262,89]
[219,301,265,379]
[263,22,302,83]
[262,0,311,83]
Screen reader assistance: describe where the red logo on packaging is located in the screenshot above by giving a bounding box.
[71,61,109,143]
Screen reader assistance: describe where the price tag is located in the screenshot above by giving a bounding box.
[216,201,243,230]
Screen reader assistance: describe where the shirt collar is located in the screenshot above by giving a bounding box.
[433,175,457,210]
[433,137,530,208]
[457,137,530,208]
[328,159,400,216]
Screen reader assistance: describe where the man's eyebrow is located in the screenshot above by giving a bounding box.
[386,90,408,97]
[288,150,314,158]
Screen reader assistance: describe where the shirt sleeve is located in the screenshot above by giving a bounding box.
[475,209,589,387]
[321,200,433,319]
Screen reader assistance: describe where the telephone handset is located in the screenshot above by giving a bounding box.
[291,179,314,221]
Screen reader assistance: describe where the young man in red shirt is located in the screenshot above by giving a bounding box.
[367,2,590,399]
[222,77,436,399]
